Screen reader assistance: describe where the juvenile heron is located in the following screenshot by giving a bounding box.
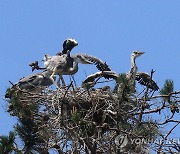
[30,53,111,87]
[43,53,73,87]
[13,71,55,91]
[29,38,78,71]
[47,53,111,87]
[83,51,159,91]
[127,51,144,82]
[127,51,159,91]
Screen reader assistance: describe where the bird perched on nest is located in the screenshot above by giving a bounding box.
[11,71,56,91]
[29,38,78,71]
[29,38,111,87]
[30,53,111,87]
[82,51,159,91]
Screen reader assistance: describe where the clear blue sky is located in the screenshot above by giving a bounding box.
[0,0,179,140]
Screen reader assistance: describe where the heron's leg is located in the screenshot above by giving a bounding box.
[57,75,61,87]
[71,75,77,87]
[50,68,59,88]
[60,75,66,86]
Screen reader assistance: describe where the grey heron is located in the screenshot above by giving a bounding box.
[30,53,111,87]
[13,71,56,91]
[29,38,78,71]
[82,51,159,91]
[127,51,144,82]
[46,53,111,87]
[29,37,110,87]
[127,51,158,91]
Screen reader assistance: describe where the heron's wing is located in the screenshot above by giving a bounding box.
[74,54,111,71]
[83,71,118,83]
[18,74,38,84]
[17,72,52,90]
[135,72,159,91]
[40,71,55,86]
[45,55,68,71]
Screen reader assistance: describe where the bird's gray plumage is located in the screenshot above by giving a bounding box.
[127,51,144,81]
[30,53,111,87]
[135,72,159,91]
[127,51,159,91]
[82,71,118,84]
[82,51,159,91]
[15,71,55,90]
[74,54,111,72]
[44,54,69,72]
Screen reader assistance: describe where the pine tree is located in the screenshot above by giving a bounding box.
[4,74,180,153]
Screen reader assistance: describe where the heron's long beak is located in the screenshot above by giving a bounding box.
[138,51,145,55]
[74,42,78,47]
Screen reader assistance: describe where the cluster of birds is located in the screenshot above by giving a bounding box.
[10,38,159,92]
[11,38,111,91]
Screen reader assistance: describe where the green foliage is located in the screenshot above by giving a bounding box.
[5,87,48,153]
[15,118,44,153]
[160,79,174,95]
[71,111,95,137]
[71,111,82,124]
[5,88,39,118]
[159,80,179,113]
[4,76,179,153]
[115,74,135,121]
[114,74,134,105]
[0,131,16,154]
[160,79,173,104]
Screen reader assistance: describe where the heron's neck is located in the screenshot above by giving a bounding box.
[68,62,78,74]
[128,56,137,80]
[62,49,71,55]
[131,56,136,69]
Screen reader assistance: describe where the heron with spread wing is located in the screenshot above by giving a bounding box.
[29,37,111,87]
[83,51,159,91]
[30,53,111,87]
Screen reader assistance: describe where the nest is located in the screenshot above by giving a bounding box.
[42,85,118,126]
[5,82,161,153]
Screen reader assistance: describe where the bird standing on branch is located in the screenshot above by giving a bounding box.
[33,53,111,87]
[127,51,144,82]
[83,51,159,91]
[127,51,158,91]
